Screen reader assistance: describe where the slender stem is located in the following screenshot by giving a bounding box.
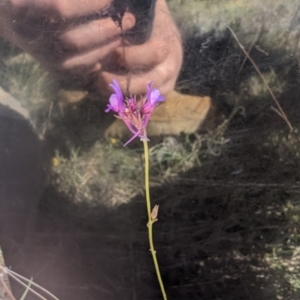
[143,139,151,219]
[142,139,167,300]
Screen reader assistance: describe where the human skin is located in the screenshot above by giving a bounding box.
[0,0,182,96]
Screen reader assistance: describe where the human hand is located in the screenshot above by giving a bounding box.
[97,0,183,96]
[0,0,136,78]
[0,0,182,96]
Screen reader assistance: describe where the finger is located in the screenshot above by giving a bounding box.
[60,38,120,72]
[97,62,176,96]
[59,12,135,52]
[115,38,169,70]
[54,0,114,19]
[10,0,113,19]
[100,72,176,98]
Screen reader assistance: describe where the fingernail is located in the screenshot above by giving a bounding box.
[89,63,102,74]
[122,13,136,30]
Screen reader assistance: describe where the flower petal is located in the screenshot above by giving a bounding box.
[105,94,119,112]
[142,82,164,114]
[149,89,164,106]
[146,82,164,106]
[109,79,123,101]
[106,79,124,113]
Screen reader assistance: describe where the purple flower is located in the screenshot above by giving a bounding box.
[105,80,165,146]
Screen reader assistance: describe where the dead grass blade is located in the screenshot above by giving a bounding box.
[228,26,293,131]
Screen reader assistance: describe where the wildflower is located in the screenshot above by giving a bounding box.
[105,80,165,146]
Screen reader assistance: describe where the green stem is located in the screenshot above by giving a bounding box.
[142,139,168,300]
